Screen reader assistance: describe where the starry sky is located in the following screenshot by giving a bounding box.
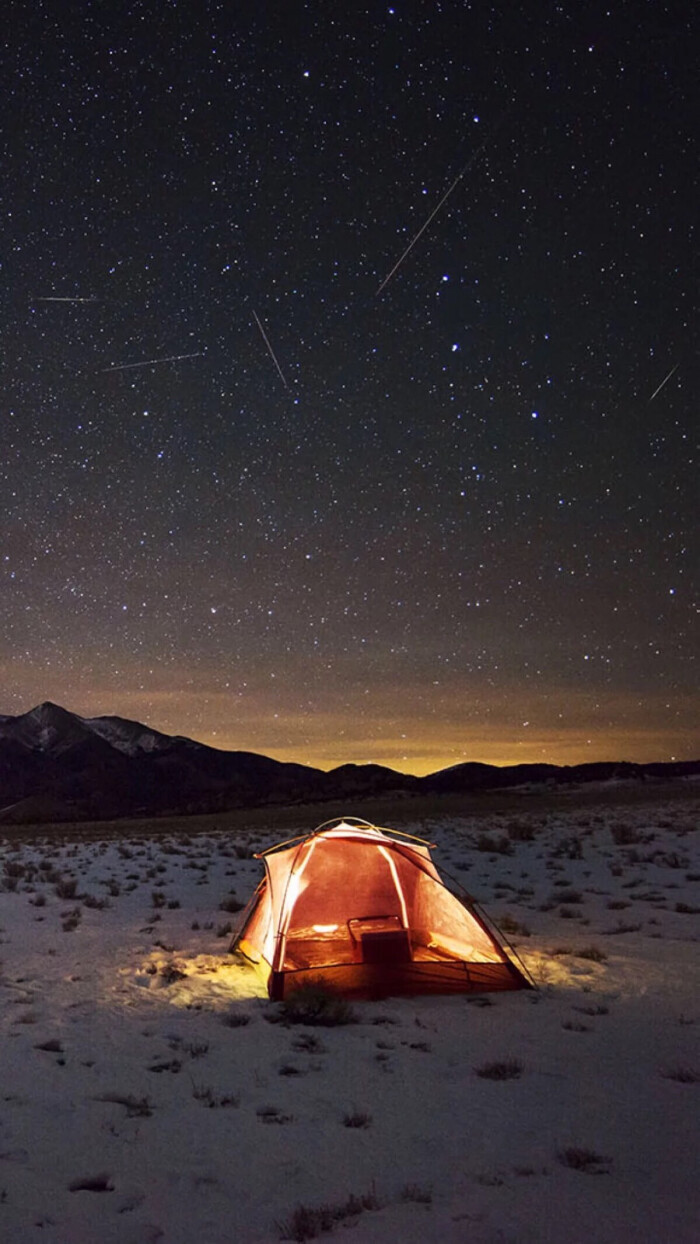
[1,1,697,774]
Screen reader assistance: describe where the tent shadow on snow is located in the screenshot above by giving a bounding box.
[230,817,535,1000]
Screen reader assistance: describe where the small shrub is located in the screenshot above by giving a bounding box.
[257,1105,294,1125]
[277,1187,380,1241]
[498,914,531,937]
[68,1173,114,1193]
[192,1084,240,1108]
[400,1182,432,1203]
[576,945,607,963]
[557,1147,611,1173]
[148,1059,181,1074]
[55,878,78,900]
[151,890,166,908]
[475,1059,523,1080]
[291,1032,326,1053]
[554,889,583,904]
[183,1041,209,1059]
[506,820,536,842]
[4,861,26,880]
[222,1011,251,1028]
[552,836,583,860]
[159,961,187,984]
[82,894,109,910]
[62,907,82,932]
[653,851,688,870]
[660,1066,700,1084]
[343,1110,372,1128]
[95,1093,152,1117]
[219,896,245,913]
[273,982,358,1027]
[610,822,643,846]
[475,1172,505,1187]
[476,833,513,856]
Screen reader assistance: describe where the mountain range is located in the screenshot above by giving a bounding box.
[0,701,697,825]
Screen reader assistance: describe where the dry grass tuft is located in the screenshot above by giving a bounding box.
[277,1186,380,1241]
[475,1059,524,1080]
[557,1147,612,1174]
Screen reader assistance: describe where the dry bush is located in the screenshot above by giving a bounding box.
[270,982,358,1028]
[278,1187,380,1241]
[257,1105,294,1124]
[610,822,644,846]
[192,1084,240,1107]
[476,833,513,856]
[475,1059,523,1080]
[660,1066,700,1084]
[61,906,82,932]
[95,1093,152,1117]
[557,1147,611,1173]
[343,1110,372,1128]
[68,1173,114,1193]
[498,913,531,937]
[222,1011,251,1028]
[506,820,537,842]
[576,945,607,962]
[400,1183,432,1203]
[219,895,245,913]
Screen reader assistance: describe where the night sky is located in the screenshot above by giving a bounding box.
[2,2,697,773]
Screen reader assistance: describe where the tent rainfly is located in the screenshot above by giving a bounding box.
[231,817,534,999]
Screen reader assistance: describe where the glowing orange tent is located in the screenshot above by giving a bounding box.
[231,818,534,999]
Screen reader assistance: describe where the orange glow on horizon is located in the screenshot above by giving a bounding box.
[3,668,696,778]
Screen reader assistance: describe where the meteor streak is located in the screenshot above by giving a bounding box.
[34,296,99,303]
[648,363,679,402]
[252,310,289,389]
[376,135,491,296]
[102,352,203,372]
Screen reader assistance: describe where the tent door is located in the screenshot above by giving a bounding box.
[348,915,412,965]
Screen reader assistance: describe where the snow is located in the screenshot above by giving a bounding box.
[82,716,169,756]
[1,793,698,1243]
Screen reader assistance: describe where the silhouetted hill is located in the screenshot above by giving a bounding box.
[0,703,697,824]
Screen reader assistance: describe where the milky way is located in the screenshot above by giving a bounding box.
[1,3,696,772]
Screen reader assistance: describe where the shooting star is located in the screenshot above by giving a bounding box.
[648,362,679,402]
[376,135,492,296]
[102,352,203,373]
[34,296,99,303]
[252,310,289,390]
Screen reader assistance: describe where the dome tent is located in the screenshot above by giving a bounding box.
[231,818,534,999]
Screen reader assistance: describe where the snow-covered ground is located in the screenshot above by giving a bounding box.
[1,793,698,1243]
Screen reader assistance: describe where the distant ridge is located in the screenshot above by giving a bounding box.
[0,702,697,824]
